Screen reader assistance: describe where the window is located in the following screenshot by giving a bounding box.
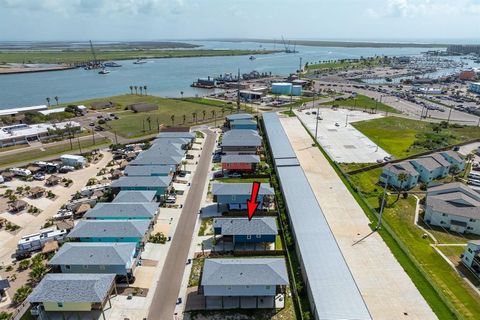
[266,285,271,290]
[256,234,261,238]
[57,302,63,308]
[442,213,447,217]
[99,265,106,270]
[83,265,89,269]
[468,248,473,254]
[65,265,70,270]
[232,195,236,201]
[246,235,251,239]
[440,221,445,224]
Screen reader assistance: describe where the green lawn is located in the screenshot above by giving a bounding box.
[188,258,204,287]
[0,49,277,64]
[352,116,480,159]
[338,162,376,173]
[64,95,238,138]
[349,168,480,319]
[0,137,110,169]
[321,94,398,114]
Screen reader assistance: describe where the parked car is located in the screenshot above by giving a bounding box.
[165,196,176,204]
[33,173,45,181]
[53,210,73,221]
[212,155,221,163]
[228,172,242,178]
[59,166,75,173]
[89,122,95,127]
[178,171,187,178]
[186,154,194,160]
[213,172,224,178]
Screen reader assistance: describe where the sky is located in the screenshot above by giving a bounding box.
[0,0,479,42]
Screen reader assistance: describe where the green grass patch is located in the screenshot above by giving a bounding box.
[188,258,205,287]
[198,218,213,236]
[321,94,398,114]
[338,162,376,173]
[352,117,480,159]
[275,235,283,250]
[0,49,278,64]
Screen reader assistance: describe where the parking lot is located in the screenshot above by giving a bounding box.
[296,108,390,163]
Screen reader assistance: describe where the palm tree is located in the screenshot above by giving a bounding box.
[192,112,197,124]
[139,86,143,95]
[46,97,50,107]
[202,110,206,120]
[180,91,184,99]
[466,153,475,163]
[29,264,47,284]
[144,85,147,95]
[212,110,216,126]
[221,107,225,117]
[170,114,175,126]
[134,86,138,95]
[396,173,408,201]
[450,164,460,181]
[129,85,133,94]
[182,114,186,124]
[54,96,59,106]
[146,116,151,131]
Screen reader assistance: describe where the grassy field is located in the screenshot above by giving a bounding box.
[321,94,398,114]
[352,116,480,158]
[64,94,240,138]
[306,57,385,71]
[349,168,480,319]
[0,49,277,64]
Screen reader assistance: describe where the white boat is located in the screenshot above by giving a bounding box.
[133,58,147,64]
[98,68,110,74]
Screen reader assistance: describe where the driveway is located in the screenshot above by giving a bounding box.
[147,129,215,320]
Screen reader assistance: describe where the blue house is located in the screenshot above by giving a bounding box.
[410,153,450,183]
[112,190,157,203]
[110,176,172,196]
[213,217,277,250]
[49,242,137,279]
[83,203,158,220]
[439,150,465,172]
[230,119,257,130]
[67,220,150,245]
[379,161,419,190]
[212,182,274,211]
[124,165,173,177]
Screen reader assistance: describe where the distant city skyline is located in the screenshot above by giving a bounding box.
[0,0,480,41]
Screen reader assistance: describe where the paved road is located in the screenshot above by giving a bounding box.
[147,129,215,320]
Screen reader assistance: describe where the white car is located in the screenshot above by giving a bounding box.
[53,210,73,220]
[165,196,176,204]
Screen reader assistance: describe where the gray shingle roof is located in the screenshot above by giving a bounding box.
[113,190,157,203]
[124,165,174,176]
[440,150,464,163]
[213,217,277,236]
[156,132,195,139]
[427,183,480,219]
[412,153,450,171]
[226,113,254,121]
[28,273,115,303]
[201,258,288,286]
[49,242,136,266]
[384,161,419,176]
[110,176,172,189]
[221,155,260,164]
[212,183,274,196]
[221,130,262,147]
[231,119,257,126]
[84,202,158,219]
[68,220,150,238]
[428,182,480,201]
[152,137,190,147]
[131,152,183,166]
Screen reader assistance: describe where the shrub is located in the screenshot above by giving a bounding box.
[13,285,32,304]
[149,232,167,244]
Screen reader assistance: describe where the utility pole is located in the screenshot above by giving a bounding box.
[92,129,95,145]
[447,107,452,124]
[236,68,241,113]
[299,57,302,72]
[376,176,389,231]
[77,137,83,155]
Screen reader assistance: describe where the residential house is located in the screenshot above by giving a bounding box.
[124,165,174,177]
[27,273,116,320]
[410,153,451,183]
[212,182,274,211]
[221,155,260,173]
[424,182,480,234]
[221,130,262,155]
[225,113,254,127]
[83,202,158,220]
[213,217,277,249]
[49,242,137,279]
[439,150,465,172]
[128,103,157,113]
[379,161,420,190]
[201,258,289,309]
[67,220,150,245]
[112,190,157,203]
[129,152,184,170]
[461,240,480,276]
[110,176,172,197]
[230,119,257,130]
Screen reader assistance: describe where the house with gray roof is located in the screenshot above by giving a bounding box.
[425,182,480,234]
[225,113,254,124]
[49,242,137,279]
[130,151,184,167]
[201,258,288,309]
[230,119,257,130]
[439,150,465,171]
[156,131,195,140]
[461,240,480,276]
[27,273,116,319]
[221,154,260,173]
[221,130,262,155]
[212,182,274,211]
[410,153,451,183]
[110,176,172,196]
[112,190,157,203]
[84,202,158,220]
[151,137,192,150]
[213,217,277,250]
[67,220,150,245]
[124,165,174,177]
[379,161,419,190]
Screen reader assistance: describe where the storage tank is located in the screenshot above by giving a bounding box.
[271,82,292,95]
[291,85,302,96]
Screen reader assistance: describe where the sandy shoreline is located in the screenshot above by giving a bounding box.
[0,65,75,74]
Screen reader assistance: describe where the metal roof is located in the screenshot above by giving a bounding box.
[226,113,254,121]
[231,119,257,126]
[113,190,157,203]
[213,217,277,236]
[83,202,158,219]
[68,220,150,238]
[49,242,136,266]
[131,151,183,166]
[212,183,274,196]
[201,258,288,286]
[262,112,297,160]
[275,158,300,167]
[110,176,172,189]
[221,154,260,164]
[124,165,173,176]
[156,132,195,139]
[28,273,115,303]
[221,129,262,147]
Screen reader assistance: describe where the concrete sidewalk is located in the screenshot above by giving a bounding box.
[280,116,437,320]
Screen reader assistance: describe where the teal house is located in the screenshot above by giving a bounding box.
[379,161,419,190]
[230,119,257,130]
[110,176,172,196]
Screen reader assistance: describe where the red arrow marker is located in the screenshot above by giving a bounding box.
[247,181,261,221]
